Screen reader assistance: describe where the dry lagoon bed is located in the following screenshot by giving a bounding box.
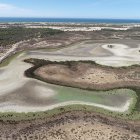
[0,39,140,139]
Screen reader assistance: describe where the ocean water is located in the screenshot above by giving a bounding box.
[0,17,140,24]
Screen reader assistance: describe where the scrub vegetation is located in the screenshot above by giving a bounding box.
[0,27,63,46]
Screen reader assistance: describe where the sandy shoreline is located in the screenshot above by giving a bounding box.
[0,100,131,113]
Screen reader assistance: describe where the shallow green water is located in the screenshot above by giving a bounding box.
[55,86,134,107]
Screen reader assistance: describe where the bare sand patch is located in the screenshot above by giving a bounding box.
[28,40,140,67]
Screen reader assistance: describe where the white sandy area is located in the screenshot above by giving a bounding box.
[0,58,30,94]
[97,43,140,66]
[34,86,56,98]
[102,44,140,57]
[25,53,140,67]
[96,60,140,67]
[29,42,140,67]
[0,98,132,113]
[25,26,130,31]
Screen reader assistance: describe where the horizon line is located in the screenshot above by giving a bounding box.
[0,17,140,20]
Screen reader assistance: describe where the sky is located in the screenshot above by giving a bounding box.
[0,0,140,19]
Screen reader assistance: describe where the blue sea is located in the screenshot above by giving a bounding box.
[0,17,140,24]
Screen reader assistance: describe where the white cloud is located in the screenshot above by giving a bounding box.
[0,3,15,10]
[0,3,40,17]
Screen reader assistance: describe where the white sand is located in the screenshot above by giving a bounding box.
[25,26,130,31]
[34,86,56,98]
[0,99,132,113]
[29,42,140,67]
